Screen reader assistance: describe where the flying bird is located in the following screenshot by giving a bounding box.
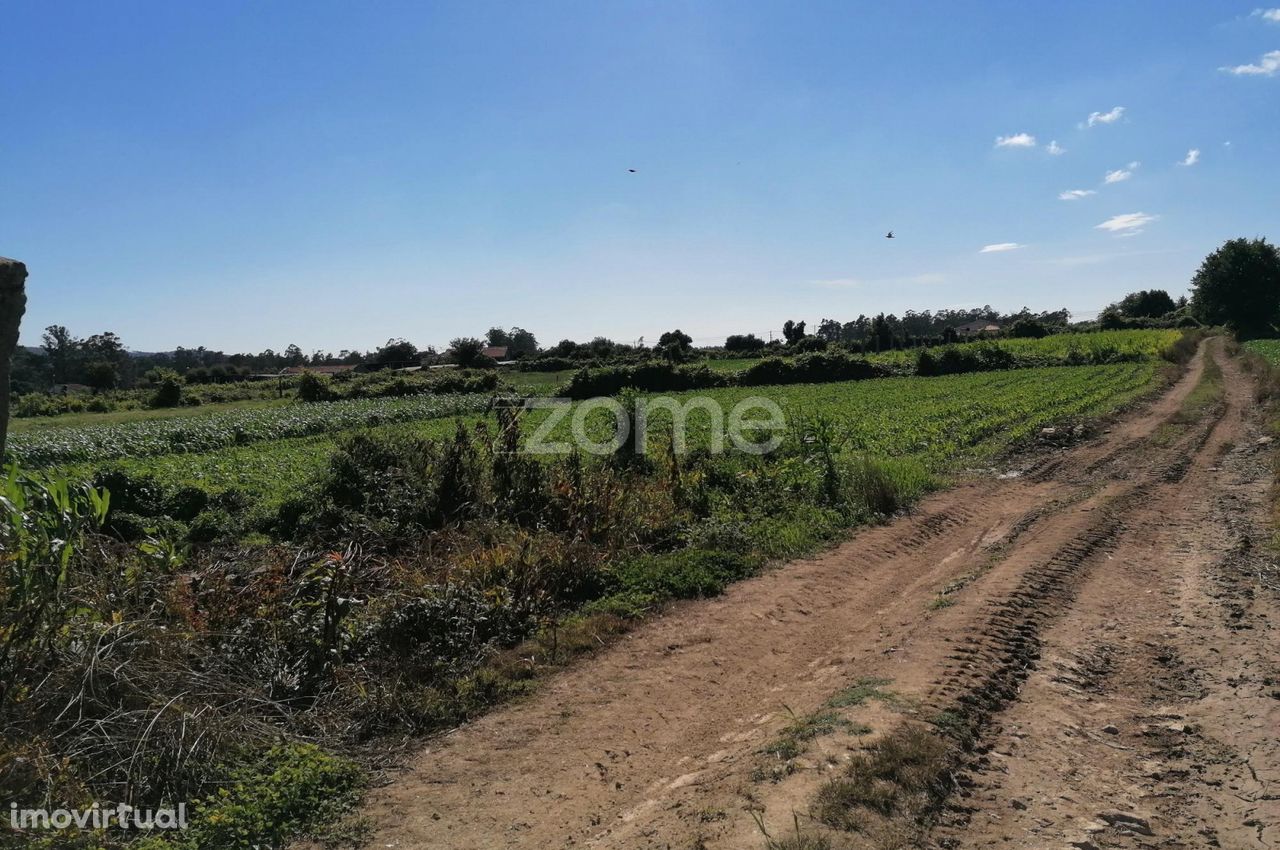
[628,168,637,173]
[886,231,895,239]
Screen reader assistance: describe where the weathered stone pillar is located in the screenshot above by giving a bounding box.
[0,258,28,462]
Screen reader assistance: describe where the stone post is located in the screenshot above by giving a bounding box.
[0,258,28,462]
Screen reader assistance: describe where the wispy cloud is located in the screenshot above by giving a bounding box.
[1104,161,1141,183]
[1096,212,1159,235]
[1220,50,1280,76]
[1252,8,1280,22]
[1047,140,1066,155]
[994,132,1037,148]
[1083,106,1126,127]
[811,278,861,289]
[980,242,1022,253]
[1180,148,1201,166]
[1059,189,1097,200]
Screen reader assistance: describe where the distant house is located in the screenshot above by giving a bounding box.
[481,346,509,360]
[280,365,357,376]
[953,320,1002,336]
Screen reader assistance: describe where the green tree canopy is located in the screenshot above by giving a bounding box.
[1115,289,1177,319]
[1191,238,1280,338]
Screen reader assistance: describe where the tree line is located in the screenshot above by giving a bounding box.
[11,236,1280,395]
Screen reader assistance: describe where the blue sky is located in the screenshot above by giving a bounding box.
[4,1,1279,352]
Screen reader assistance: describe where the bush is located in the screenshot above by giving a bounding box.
[559,361,731,399]
[613,549,756,599]
[140,743,363,850]
[1008,318,1049,339]
[789,335,828,353]
[147,368,185,408]
[518,356,576,372]
[296,371,334,402]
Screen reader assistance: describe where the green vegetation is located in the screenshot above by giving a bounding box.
[0,330,1186,849]
[9,391,491,466]
[1243,339,1280,366]
[866,328,1179,369]
[50,362,1159,542]
[1190,237,1280,338]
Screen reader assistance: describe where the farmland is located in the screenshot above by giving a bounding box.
[0,329,1207,850]
[1243,338,1280,365]
[33,359,1163,536]
[8,391,491,467]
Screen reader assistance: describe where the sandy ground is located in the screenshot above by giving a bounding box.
[362,339,1279,850]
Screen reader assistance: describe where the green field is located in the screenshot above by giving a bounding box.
[8,330,1179,524]
[1243,338,1280,365]
[71,362,1160,515]
[863,328,1180,367]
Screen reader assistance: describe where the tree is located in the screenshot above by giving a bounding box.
[507,327,538,358]
[815,318,842,343]
[373,338,419,367]
[1009,318,1049,339]
[656,329,693,363]
[724,333,765,353]
[870,314,893,352]
[782,320,807,345]
[1116,289,1177,319]
[146,368,184,408]
[1190,238,1280,337]
[449,337,488,367]
[41,324,79,383]
[82,360,119,392]
[657,329,692,350]
[486,327,512,348]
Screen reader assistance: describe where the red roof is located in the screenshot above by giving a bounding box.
[481,346,509,359]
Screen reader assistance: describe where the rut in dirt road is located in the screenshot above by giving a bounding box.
[361,340,1278,850]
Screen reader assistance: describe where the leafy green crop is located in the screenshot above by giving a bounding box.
[9,392,492,467]
[1244,338,1280,365]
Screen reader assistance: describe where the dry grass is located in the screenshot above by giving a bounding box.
[814,724,954,833]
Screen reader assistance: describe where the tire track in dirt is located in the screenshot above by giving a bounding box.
[360,342,1257,850]
[931,338,1280,850]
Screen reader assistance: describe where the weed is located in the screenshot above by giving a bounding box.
[814,725,954,830]
[826,678,895,708]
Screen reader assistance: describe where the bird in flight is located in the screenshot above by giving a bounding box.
[886,231,895,239]
[628,168,637,173]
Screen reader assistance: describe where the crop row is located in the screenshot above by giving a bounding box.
[9,392,492,467]
[84,362,1159,515]
[864,328,1180,368]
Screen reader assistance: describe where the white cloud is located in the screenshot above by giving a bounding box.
[1095,212,1159,235]
[1104,161,1141,183]
[1180,148,1201,166]
[1059,189,1097,200]
[1220,50,1280,76]
[980,242,1022,253]
[995,132,1037,148]
[1047,140,1066,155]
[812,278,861,288]
[1252,8,1280,22]
[1084,106,1126,127]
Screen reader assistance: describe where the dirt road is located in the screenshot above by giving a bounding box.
[365,339,1279,849]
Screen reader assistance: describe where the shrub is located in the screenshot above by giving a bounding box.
[613,549,756,599]
[790,335,828,353]
[1008,318,1049,339]
[296,371,334,402]
[139,743,363,850]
